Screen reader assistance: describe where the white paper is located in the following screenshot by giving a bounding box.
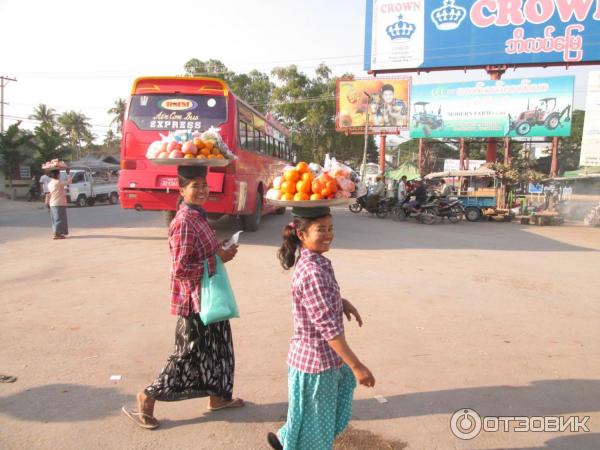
[223,231,243,250]
[374,395,388,404]
[110,375,122,381]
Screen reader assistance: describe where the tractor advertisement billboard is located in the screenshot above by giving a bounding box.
[364,0,600,72]
[336,78,411,134]
[409,76,574,139]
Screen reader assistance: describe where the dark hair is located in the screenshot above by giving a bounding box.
[178,175,195,188]
[382,84,394,94]
[277,215,331,270]
[50,170,60,179]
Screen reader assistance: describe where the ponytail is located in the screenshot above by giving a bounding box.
[278,222,301,270]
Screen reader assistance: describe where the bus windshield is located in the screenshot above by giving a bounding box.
[128,94,227,132]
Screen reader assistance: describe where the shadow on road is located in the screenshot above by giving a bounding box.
[483,433,600,449]
[68,235,166,241]
[0,383,129,422]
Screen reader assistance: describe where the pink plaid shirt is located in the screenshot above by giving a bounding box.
[169,204,218,317]
[287,248,344,374]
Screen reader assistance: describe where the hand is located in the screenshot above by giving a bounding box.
[351,362,375,388]
[342,299,363,327]
[216,244,238,263]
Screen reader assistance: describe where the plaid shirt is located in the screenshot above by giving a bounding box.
[169,203,219,317]
[287,248,344,374]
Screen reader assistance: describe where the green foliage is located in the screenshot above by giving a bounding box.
[58,111,94,160]
[108,98,127,135]
[0,122,34,199]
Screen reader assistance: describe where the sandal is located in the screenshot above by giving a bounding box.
[0,375,17,383]
[207,397,245,411]
[121,406,159,430]
[267,432,283,450]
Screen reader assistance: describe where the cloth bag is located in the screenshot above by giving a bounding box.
[200,256,239,325]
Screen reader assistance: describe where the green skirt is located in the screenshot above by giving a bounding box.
[278,364,356,450]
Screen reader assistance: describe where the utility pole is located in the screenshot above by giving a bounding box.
[1,76,18,133]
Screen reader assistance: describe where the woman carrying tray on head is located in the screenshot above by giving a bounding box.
[122,165,244,430]
[47,167,72,240]
[267,206,375,450]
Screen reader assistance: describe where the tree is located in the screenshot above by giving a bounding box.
[108,98,127,135]
[58,111,94,160]
[0,122,33,199]
[184,58,233,80]
[230,70,273,114]
[102,129,121,155]
[31,125,70,168]
[29,104,57,131]
[534,109,584,175]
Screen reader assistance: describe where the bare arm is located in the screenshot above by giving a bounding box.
[328,334,375,387]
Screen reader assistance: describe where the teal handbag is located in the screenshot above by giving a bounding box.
[200,256,240,325]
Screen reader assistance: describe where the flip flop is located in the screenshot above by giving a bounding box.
[121,406,159,430]
[207,398,245,411]
[267,432,283,450]
[0,375,17,383]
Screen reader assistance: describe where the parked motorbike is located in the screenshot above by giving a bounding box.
[392,198,438,225]
[349,195,392,219]
[430,195,464,223]
[26,181,42,202]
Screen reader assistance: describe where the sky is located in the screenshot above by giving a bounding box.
[0,0,597,142]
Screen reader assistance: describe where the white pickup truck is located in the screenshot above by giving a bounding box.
[61,167,119,207]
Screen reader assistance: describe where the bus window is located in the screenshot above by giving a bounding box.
[239,121,248,149]
[256,130,263,153]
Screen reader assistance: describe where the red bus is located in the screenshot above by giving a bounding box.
[118,76,292,230]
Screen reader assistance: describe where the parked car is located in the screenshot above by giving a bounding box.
[61,167,119,207]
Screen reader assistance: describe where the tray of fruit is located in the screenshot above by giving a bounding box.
[145,128,235,166]
[265,161,358,207]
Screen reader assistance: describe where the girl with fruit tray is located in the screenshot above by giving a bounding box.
[267,206,376,450]
[122,165,244,430]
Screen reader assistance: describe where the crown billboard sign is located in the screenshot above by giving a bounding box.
[364,0,600,72]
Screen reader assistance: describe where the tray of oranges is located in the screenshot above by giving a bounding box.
[265,161,357,207]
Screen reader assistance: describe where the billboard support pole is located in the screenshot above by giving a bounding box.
[379,135,386,175]
[550,137,559,177]
[459,138,465,170]
[504,138,511,166]
[485,66,507,163]
[361,92,371,182]
[418,139,423,175]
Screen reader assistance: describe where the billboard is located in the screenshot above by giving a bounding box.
[336,78,411,134]
[580,71,600,167]
[364,0,600,72]
[410,76,574,138]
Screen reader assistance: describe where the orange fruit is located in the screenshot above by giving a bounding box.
[211,147,221,155]
[284,169,300,183]
[281,180,297,195]
[216,154,224,159]
[310,193,323,200]
[296,180,311,194]
[281,193,294,201]
[193,138,205,149]
[184,153,195,159]
[201,148,211,157]
[204,141,214,151]
[296,162,309,174]
[273,176,284,189]
[208,154,217,159]
[311,180,324,193]
[301,172,314,184]
[294,192,310,201]
[321,187,332,197]
[325,180,338,193]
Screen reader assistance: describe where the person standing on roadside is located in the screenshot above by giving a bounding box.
[39,173,52,207]
[47,169,71,239]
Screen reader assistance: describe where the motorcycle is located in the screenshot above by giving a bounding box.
[430,195,464,223]
[349,195,393,219]
[391,198,438,225]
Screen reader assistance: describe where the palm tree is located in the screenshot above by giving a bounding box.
[58,111,93,160]
[31,125,69,166]
[29,104,57,130]
[108,98,127,135]
[0,121,33,199]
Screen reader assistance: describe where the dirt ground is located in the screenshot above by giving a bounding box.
[1,199,599,450]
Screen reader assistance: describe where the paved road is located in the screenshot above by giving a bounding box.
[1,199,599,449]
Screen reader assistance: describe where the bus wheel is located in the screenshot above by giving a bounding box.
[76,195,88,207]
[164,210,176,227]
[242,191,263,232]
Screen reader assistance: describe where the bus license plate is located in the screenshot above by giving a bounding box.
[158,177,178,188]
